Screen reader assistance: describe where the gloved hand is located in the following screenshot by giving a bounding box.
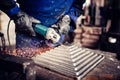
[50,15,71,43]
[51,15,71,34]
[74,26,102,48]
[12,10,40,36]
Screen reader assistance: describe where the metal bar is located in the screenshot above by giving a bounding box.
[71,49,86,59]
[75,53,98,71]
[48,49,71,56]
[70,48,82,55]
[77,56,105,80]
[47,51,71,58]
[34,51,72,63]
[33,54,75,72]
[34,58,75,77]
[69,46,79,52]
[45,52,72,62]
[73,52,94,67]
[66,44,79,49]
[72,51,94,62]
[76,55,104,76]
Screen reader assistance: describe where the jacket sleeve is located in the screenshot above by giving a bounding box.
[0,0,20,17]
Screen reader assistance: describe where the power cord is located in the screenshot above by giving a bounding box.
[7,19,12,48]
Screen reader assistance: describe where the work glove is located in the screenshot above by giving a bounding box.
[51,15,71,43]
[51,15,71,34]
[12,10,40,36]
[58,15,71,34]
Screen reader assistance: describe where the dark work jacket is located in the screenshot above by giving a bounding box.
[0,0,85,26]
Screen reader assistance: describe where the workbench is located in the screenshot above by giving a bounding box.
[0,45,120,80]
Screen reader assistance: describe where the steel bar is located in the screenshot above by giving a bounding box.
[71,51,94,62]
[75,54,98,71]
[77,56,105,80]
[76,55,104,76]
[34,58,75,77]
[71,49,86,59]
[33,55,75,72]
[73,52,94,67]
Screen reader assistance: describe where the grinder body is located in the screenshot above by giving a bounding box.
[34,24,61,44]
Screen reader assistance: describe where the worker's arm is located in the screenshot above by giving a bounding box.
[0,0,40,36]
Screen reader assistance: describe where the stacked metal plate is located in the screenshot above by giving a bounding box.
[32,44,105,80]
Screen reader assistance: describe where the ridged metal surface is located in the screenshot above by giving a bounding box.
[32,44,105,80]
